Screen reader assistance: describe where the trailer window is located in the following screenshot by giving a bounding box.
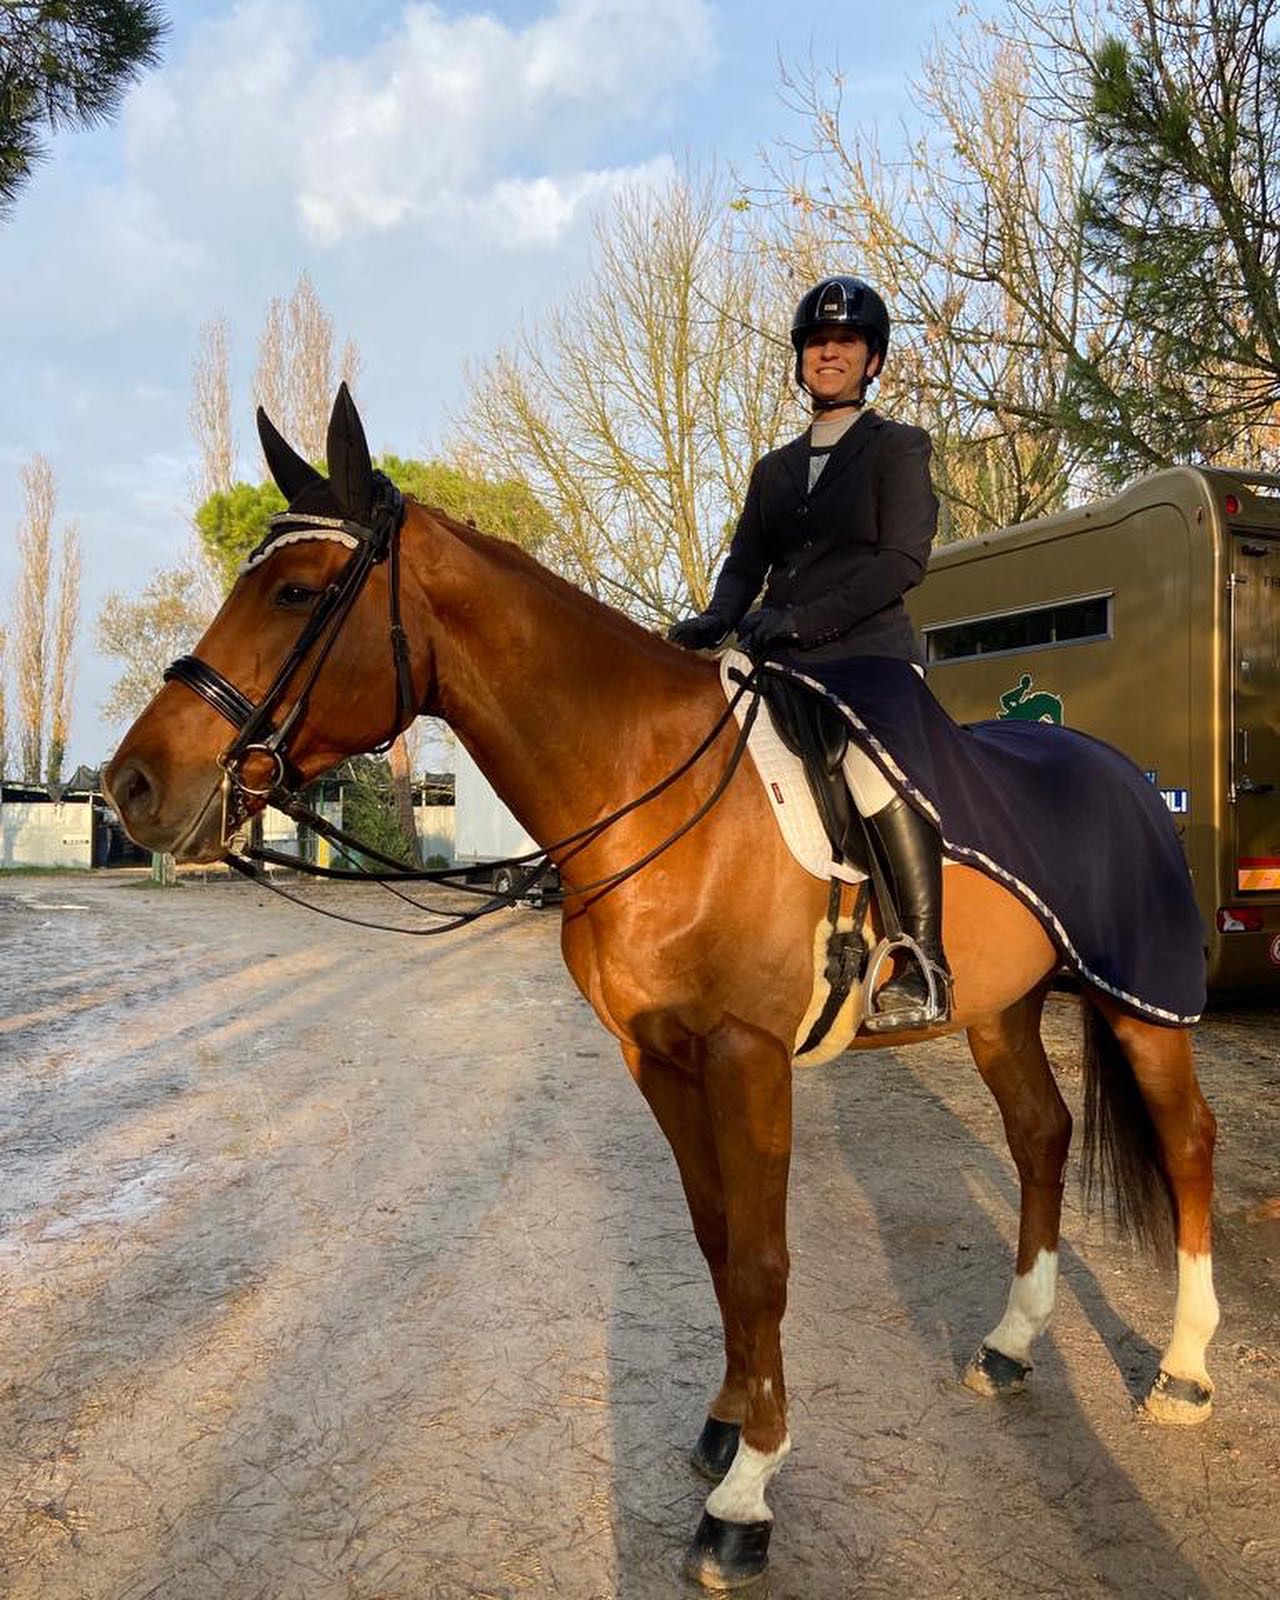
[925,595,1111,663]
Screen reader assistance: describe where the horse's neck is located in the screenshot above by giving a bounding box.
[410,513,712,844]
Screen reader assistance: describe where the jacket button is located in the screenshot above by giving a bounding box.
[796,504,809,516]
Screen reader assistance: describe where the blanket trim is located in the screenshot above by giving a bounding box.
[778,665,1200,1028]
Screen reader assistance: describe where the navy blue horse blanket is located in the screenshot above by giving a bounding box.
[773,654,1206,1025]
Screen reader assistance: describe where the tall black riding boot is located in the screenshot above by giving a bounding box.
[865,794,952,1029]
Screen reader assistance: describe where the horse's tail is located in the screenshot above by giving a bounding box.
[1079,994,1176,1256]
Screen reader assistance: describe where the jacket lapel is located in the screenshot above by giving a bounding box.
[777,429,812,499]
[811,409,882,498]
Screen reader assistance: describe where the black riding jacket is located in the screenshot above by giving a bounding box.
[709,410,938,665]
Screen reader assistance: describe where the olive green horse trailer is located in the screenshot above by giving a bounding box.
[908,467,1280,994]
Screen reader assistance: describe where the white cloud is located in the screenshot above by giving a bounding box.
[3,1,714,337]
[467,159,675,246]
[120,0,715,249]
[0,1,718,766]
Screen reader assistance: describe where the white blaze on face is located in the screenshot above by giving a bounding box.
[986,1248,1059,1365]
[706,1435,792,1525]
[1160,1249,1219,1385]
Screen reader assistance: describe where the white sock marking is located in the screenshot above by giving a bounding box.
[706,1435,792,1525]
[1160,1249,1219,1385]
[986,1248,1058,1365]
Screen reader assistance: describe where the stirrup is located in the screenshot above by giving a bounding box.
[861,934,952,1032]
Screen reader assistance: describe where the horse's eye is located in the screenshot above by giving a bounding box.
[274,583,319,609]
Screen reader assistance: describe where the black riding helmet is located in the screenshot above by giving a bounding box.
[790,275,891,389]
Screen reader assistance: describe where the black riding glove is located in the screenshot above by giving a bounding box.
[736,607,800,657]
[667,610,730,650]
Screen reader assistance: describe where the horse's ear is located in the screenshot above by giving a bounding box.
[325,382,374,523]
[256,407,324,503]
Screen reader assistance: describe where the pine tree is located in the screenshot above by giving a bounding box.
[1,2,166,216]
[1078,0,1280,471]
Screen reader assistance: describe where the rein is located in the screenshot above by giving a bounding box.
[223,668,763,936]
[161,476,765,936]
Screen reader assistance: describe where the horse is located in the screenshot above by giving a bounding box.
[104,387,1219,1592]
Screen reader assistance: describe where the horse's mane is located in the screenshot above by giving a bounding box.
[407,497,686,657]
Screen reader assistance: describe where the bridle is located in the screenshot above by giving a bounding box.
[164,472,414,846]
[159,466,766,934]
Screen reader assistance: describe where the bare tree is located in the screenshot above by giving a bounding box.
[13,455,55,782]
[190,314,237,506]
[9,457,82,785]
[46,524,80,786]
[458,171,799,621]
[253,294,288,473]
[0,625,9,785]
[288,271,334,461]
[98,559,215,724]
[338,336,362,400]
[250,274,357,468]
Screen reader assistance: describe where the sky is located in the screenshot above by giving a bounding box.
[0,0,963,772]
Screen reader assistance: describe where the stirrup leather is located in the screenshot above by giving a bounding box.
[861,934,953,1032]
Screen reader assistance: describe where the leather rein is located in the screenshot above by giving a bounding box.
[161,479,763,936]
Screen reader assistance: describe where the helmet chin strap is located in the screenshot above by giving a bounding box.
[801,363,879,415]
[809,392,865,413]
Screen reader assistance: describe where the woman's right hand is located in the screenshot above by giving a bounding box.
[667,611,730,650]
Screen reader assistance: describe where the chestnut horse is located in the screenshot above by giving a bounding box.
[105,389,1218,1592]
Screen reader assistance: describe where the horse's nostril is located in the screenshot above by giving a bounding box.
[117,760,155,820]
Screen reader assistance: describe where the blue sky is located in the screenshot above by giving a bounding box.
[1,0,960,770]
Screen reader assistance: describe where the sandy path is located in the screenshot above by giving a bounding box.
[1,874,1277,1599]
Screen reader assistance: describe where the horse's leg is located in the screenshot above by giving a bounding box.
[962,985,1073,1396]
[628,1018,793,1590]
[620,1044,748,1480]
[1090,998,1219,1424]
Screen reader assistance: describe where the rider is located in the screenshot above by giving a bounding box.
[667,274,951,1030]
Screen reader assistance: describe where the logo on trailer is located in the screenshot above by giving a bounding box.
[1145,772,1192,816]
[998,674,1063,724]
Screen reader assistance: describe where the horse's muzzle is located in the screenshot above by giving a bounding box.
[103,755,228,862]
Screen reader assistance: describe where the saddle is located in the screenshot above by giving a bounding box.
[758,673,871,878]
[756,670,892,1055]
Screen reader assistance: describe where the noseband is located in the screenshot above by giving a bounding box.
[163,472,413,841]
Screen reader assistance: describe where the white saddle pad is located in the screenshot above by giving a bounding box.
[719,650,866,886]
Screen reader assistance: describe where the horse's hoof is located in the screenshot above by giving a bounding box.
[691,1416,742,1481]
[962,1343,1031,1397]
[1141,1369,1214,1426]
[684,1510,771,1591]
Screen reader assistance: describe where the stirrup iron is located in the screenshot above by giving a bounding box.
[862,934,952,1032]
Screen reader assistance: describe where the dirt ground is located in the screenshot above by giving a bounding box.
[1,871,1277,1600]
